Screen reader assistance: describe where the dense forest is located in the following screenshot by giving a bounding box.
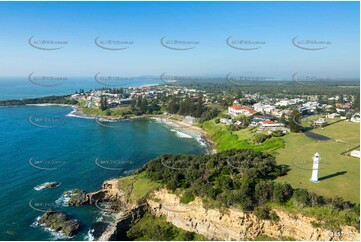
[139,149,360,231]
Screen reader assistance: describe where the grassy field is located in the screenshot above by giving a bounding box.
[200,120,285,154]
[201,117,359,203]
[276,120,360,203]
[118,174,162,202]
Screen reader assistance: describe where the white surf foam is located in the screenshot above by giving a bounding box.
[34,182,60,191]
[170,129,193,138]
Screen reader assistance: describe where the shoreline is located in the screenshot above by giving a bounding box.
[24,103,217,154]
[151,117,216,154]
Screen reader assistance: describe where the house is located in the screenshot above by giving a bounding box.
[228,105,256,116]
[327,113,340,119]
[312,118,327,127]
[350,150,360,158]
[253,103,275,114]
[275,100,291,107]
[351,113,360,123]
[336,108,346,114]
[261,120,285,128]
[220,118,233,125]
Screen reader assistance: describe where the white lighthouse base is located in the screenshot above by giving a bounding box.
[309,178,319,183]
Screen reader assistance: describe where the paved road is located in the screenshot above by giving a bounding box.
[304,131,332,141]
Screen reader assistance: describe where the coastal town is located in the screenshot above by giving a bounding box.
[70,83,360,138]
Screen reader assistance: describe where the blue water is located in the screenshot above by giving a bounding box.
[0,105,207,240]
[0,77,161,101]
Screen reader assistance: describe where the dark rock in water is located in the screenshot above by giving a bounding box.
[64,189,89,206]
[44,182,60,189]
[38,210,80,237]
[90,222,109,240]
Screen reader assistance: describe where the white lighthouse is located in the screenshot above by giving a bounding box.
[310,153,320,183]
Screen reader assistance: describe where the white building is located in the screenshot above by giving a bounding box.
[351,113,360,122]
[261,120,285,128]
[253,103,275,114]
[351,150,360,158]
[228,105,256,117]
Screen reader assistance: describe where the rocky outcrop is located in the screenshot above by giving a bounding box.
[38,210,80,237]
[64,189,88,206]
[87,180,124,204]
[44,182,60,189]
[91,179,147,241]
[147,189,360,241]
[98,203,148,241]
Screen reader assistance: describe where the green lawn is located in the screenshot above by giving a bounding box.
[201,117,359,203]
[200,120,284,154]
[118,174,162,202]
[276,123,360,203]
[311,120,360,144]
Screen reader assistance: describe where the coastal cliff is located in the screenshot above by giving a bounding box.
[93,180,360,241]
[148,189,359,241]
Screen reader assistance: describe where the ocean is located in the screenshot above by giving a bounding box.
[0,79,207,240]
[0,77,161,101]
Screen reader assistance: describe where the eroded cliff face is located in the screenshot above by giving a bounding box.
[147,189,360,241]
[90,179,146,241]
[92,180,359,241]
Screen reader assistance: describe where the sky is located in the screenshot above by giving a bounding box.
[0,1,359,79]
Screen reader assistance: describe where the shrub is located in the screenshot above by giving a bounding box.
[255,206,271,220]
[293,188,310,207]
[253,134,269,144]
[180,190,195,204]
[271,130,284,137]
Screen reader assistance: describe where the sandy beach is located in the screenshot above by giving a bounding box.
[26,103,216,154]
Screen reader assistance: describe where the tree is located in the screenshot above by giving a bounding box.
[279,113,287,125]
[288,109,302,133]
[140,98,148,114]
[195,94,204,118]
[167,97,178,114]
[353,94,360,111]
[272,183,293,203]
[293,188,310,207]
[253,134,269,144]
[131,99,136,111]
[100,96,107,111]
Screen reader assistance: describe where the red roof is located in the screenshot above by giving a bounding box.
[229,105,256,113]
[262,120,276,125]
